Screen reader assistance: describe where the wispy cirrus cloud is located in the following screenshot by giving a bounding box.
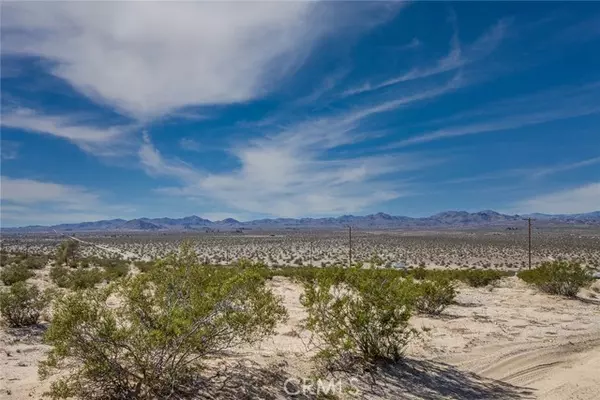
[510,182,600,214]
[0,176,133,226]
[139,133,201,182]
[442,155,600,185]
[142,74,452,217]
[341,19,510,97]
[529,156,600,179]
[0,140,20,160]
[387,81,600,148]
[0,108,133,156]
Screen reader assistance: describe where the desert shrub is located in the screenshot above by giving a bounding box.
[267,266,325,282]
[414,279,456,315]
[411,267,428,280]
[67,268,104,290]
[235,257,254,269]
[49,266,103,290]
[55,239,80,266]
[1,263,35,285]
[407,268,508,287]
[23,255,48,270]
[301,267,415,368]
[49,266,71,288]
[0,282,48,327]
[518,261,593,297]
[101,260,130,281]
[453,270,506,287]
[40,245,287,399]
[133,260,155,273]
[0,252,9,267]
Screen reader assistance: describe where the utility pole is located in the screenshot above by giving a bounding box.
[528,218,532,270]
[348,225,352,268]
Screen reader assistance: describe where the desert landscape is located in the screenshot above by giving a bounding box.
[2,1,600,399]
[1,226,599,399]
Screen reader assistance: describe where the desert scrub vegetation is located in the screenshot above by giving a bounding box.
[414,278,456,315]
[301,267,416,369]
[54,239,80,266]
[99,259,130,281]
[1,263,35,285]
[0,282,49,327]
[518,261,593,297]
[409,268,509,287]
[49,265,104,290]
[39,245,287,399]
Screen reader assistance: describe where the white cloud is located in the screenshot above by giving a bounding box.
[1,140,20,160]
[0,176,132,226]
[139,133,201,182]
[143,78,447,217]
[1,2,393,120]
[1,176,99,208]
[178,138,202,152]
[530,156,600,179]
[0,108,132,155]
[387,82,600,148]
[342,19,509,97]
[511,182,600,214]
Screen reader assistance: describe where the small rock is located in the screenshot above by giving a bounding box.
[17,362,28,367]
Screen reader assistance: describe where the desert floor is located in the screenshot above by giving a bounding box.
[2,272,600,399]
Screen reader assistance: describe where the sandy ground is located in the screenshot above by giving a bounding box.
[1,276,600,399]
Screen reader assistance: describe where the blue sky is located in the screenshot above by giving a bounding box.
[1,1,599,227]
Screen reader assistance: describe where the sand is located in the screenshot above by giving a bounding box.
[1,275,600,399]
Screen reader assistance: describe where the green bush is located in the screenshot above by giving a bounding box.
[39,245,287,399]
[0,252,9,267]
[49,266,103,290]
[134,260,155,273]
[414,279,456,315]
[406,268,508,288]
[301,267,415,368]
[0,282,48,327]
[55,240,80,266]
[518,261,593,297]
[49,266,71,288]
[23,255,48,270]
[1,264,35,285]
[67,268,104,290]
[458,270,506,287]
[101,260,130,281]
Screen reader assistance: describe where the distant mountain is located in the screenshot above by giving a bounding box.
[119,219,161,231]
[2,210,599,233]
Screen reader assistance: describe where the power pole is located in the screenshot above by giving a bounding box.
[528,218,532,270]
[348,225,352,268]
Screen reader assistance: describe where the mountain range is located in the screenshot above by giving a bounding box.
[2,210,600,233]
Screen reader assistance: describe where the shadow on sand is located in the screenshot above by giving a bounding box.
[198,357,534,399]
[355,357,535,400]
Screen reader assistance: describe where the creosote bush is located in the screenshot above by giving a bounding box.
[414,279,456,315]
[55,239,80,266]
[134,260,155,273]
[301,267,416,369]
[40,244,287,399]
[49,266,103,290]
[409,268,507,287]
[0,282,48,327]
[1,263,35,285]
[101,260,130,281]
[518,261,593,297]
[23,255,49,270]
